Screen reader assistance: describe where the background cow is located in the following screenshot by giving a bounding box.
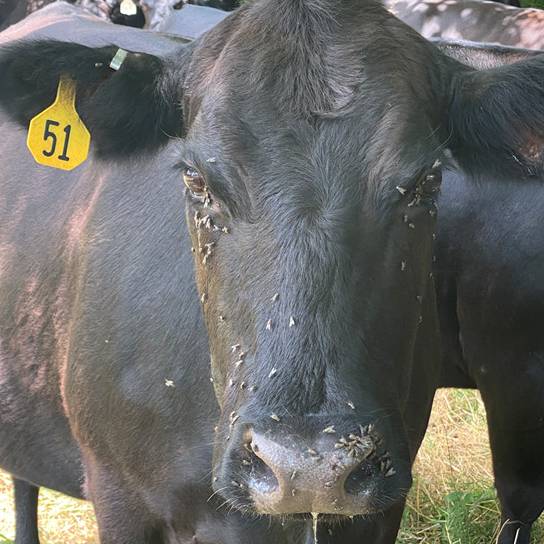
[184,0,239,10]
[0,0,237,31]
[387,0,544,49]
[1,1,544,543]
[0,0,148,30]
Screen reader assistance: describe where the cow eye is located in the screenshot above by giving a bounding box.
[183,167,207,196]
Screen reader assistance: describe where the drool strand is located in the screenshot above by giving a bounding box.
[312,512,319,544]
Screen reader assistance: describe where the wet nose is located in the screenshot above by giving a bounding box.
[241,426,395,515]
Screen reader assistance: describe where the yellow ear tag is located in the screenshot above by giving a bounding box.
[27,76,91,171]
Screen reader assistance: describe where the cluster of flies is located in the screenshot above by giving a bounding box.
[396,163,441,324]
[193,210,229,266]
[331,424,396,478]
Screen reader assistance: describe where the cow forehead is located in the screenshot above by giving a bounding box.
[185,2,400,118]
[184,14,440,160]
[184,84,437,202]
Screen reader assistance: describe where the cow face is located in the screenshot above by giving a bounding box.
[179,1,446,518]
[183,113,439,517]
[2,0,544,525]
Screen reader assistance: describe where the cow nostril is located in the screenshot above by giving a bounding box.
[241,444,279,495]
[344,462,374,495]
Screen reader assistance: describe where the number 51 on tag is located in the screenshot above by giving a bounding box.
[27,76,91,171]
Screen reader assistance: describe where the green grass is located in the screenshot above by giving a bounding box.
[522,0,544,9]
[0,390,542,543]
[401,487,501,543]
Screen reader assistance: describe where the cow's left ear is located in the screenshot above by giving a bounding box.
[443,53,544,179]
[0,40,184,156]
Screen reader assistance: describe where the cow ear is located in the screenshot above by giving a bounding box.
[0,40,184,157]
[446,54,544,179]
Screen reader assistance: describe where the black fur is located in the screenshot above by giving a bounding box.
[13,479,40,544]
[110,2,146,28]
[0,41,183,156]
[435,169,544,544]
[446,54,544,179]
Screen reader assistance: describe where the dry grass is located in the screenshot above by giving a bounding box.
[0,389,542,543]
[400,390,543,543]
[0,471,97,544]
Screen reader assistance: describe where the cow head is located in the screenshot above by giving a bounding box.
[1,0,543,524]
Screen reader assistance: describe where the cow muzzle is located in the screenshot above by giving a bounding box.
[219,421,409,516]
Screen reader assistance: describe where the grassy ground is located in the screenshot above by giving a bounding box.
[0,389,542,543]
[399,390,543,543]
[522,0,544,9]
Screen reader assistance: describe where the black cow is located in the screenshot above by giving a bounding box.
[428,43,544,543]
[0,9,295,544]
[189,0,521,11]
[435,170,544,544]
[1,1,544,544]
[396,43,544,544]
[496,0,522,6]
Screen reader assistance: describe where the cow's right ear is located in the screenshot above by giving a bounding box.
[0,40,184,157]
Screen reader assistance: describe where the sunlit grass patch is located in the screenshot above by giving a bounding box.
[400,390,544,543]
[401,485,499,543]
[401,485,544,543]
[0,533,13,544]
[0,471,14,544]
[0,470,96,544]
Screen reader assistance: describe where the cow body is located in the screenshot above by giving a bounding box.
[387,0,544,50]
[435,172,544,543]
[432,44,544,542]
[157,4,228,37]
[184,0,239,11]
[2,2,544,543]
